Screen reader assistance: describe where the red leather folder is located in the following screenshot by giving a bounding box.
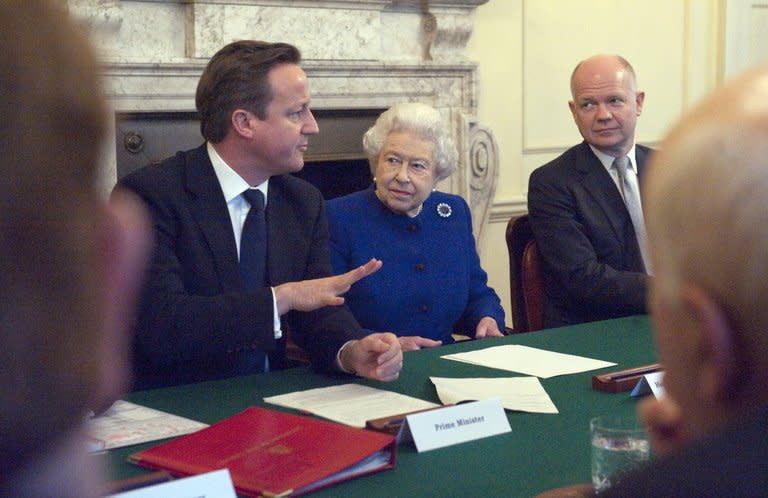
[128,406,396,497]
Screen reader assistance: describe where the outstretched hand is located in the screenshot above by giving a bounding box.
[340,333,402,381]
[274,258,382,315]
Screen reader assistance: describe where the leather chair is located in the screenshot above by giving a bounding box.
[505,214,545,333]
[283,325,310,368]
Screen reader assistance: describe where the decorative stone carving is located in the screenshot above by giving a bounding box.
[420,0,438,61]
[468,122,499,251]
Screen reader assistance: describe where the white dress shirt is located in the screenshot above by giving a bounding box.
[207,142,281,339]
[589,143,640,196]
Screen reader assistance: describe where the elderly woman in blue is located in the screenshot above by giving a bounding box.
[326,103,505,351]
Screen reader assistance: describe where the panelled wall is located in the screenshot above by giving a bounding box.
[467,0,723,326]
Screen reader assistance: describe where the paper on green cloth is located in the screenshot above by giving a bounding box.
[430,376,558,414]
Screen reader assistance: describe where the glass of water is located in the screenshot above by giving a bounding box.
[590,415,651,492]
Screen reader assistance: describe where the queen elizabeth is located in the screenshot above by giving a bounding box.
[326,103,505,351]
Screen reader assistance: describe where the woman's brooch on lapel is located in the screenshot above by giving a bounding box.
[436,202,452,218]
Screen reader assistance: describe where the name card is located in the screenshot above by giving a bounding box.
[109,469,236,498]
[401,398,510,452]
[630,371,666,398]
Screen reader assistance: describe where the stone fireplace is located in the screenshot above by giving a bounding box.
[69,0,498,243]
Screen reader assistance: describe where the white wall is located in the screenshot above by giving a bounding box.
[725,0,768,76]
[466,0,722,327]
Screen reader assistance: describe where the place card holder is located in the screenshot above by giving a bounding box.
[366,406,444,436]
[591,363,662,393]
[368,400,510,452]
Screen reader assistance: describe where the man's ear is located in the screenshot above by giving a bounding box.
[231,109,255,139]
[682,284,740,405]
[635,91,645,115]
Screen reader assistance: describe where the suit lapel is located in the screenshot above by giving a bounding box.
[184,145,242,292]
[635,145,648,186]
[575,142,629,238]
[264,177,300,286]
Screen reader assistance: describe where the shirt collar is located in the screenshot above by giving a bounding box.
[589,143,638,175]
[207,142,269,203]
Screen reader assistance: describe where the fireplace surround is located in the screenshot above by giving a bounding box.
[69,0,498,243]
[115,108,380,200]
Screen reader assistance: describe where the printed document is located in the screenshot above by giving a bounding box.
[264,384,439,427]
[442,345,616,378]
[88,400,208,450]
[430,376,558,414]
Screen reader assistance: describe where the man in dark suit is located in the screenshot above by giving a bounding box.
[118,40,402,390]
[539,64,768,498]
[527,54,650,328]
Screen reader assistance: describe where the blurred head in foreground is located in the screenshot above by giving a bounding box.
[0,1,150,496]
[645,66,768,439]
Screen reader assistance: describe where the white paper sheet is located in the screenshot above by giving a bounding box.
[630,370,666,398]
[405,399,511,452]
[441,344,616,378]
[430,376,559,414]
[108,469,236,498]
[264,384,439,427]
[88,400,208,450]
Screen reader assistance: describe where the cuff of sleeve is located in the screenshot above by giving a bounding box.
[270,287,282,339]
[336,340,357,375]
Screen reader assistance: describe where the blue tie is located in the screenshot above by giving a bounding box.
[237,189,268,374]
[239,189,267,290]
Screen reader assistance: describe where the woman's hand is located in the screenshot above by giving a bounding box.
[398,336,442,351]
[474,316,504,339]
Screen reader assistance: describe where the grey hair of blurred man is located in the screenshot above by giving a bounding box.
[644,66,768,439]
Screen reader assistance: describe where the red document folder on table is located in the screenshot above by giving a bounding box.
[128,406,396,497]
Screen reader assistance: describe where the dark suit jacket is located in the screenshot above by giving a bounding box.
[118,144,364,389]
[527,141,650,328]
[602,407,768,497]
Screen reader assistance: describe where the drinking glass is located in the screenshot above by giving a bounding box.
[590,415,651,492]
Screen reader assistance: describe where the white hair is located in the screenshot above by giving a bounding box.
[362,102,457,181]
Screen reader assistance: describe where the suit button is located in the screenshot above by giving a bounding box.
[407,224,417,233]
[419,304,429,312]
[415,263,426,272]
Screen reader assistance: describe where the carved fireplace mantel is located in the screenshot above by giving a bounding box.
[68,0,498,243]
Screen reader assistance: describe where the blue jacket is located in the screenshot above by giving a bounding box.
[326,187,505,342]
